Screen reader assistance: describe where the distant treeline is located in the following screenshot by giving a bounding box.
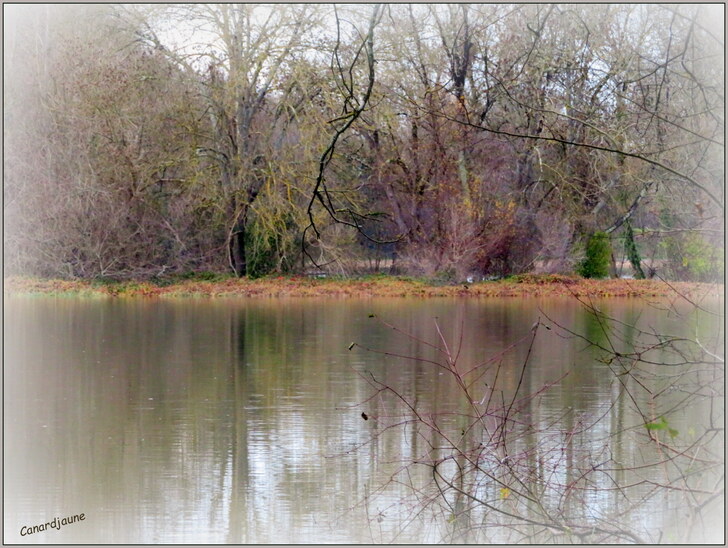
[4,4,724,281]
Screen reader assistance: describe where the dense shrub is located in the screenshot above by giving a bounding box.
[578,232,612,279]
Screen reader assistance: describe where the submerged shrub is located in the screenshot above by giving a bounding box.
[578,232,612,279]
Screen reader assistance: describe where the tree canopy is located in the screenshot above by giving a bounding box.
[4,4,723,281]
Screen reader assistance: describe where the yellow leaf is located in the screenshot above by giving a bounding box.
[500,487,511,499]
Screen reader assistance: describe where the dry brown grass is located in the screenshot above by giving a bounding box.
[4,274,723,299]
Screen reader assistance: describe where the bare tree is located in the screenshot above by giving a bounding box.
[346,285,723,542]
[302,4,385,271]
[5,5,209,278]
[361,4,723,279]
[130,4,331,277]
[5,4,722,281]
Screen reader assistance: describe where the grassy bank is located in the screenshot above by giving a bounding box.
[4,273,723,299]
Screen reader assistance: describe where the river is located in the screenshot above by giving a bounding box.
[4,296,723,543]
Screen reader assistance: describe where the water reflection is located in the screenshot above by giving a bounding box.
[4,297,723,543]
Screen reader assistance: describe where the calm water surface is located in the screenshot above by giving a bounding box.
[4,296,723,543]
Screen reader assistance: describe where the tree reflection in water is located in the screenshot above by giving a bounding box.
[345,291,723,543]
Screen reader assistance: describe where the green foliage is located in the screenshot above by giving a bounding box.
[645,416,679,438]
[246,232,281,279]
[434,268,457,284]
[245,216,299,279]
[622,222,645,279]
[193,271,226,281]
[578,232,612,279]
[662,232,724,282]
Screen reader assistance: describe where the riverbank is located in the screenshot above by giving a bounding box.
[4,274,723,299]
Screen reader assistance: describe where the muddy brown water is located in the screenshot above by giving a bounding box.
[4,296,723,543]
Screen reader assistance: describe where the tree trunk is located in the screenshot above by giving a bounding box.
[230,231,246,277]
[229,205,248,277]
